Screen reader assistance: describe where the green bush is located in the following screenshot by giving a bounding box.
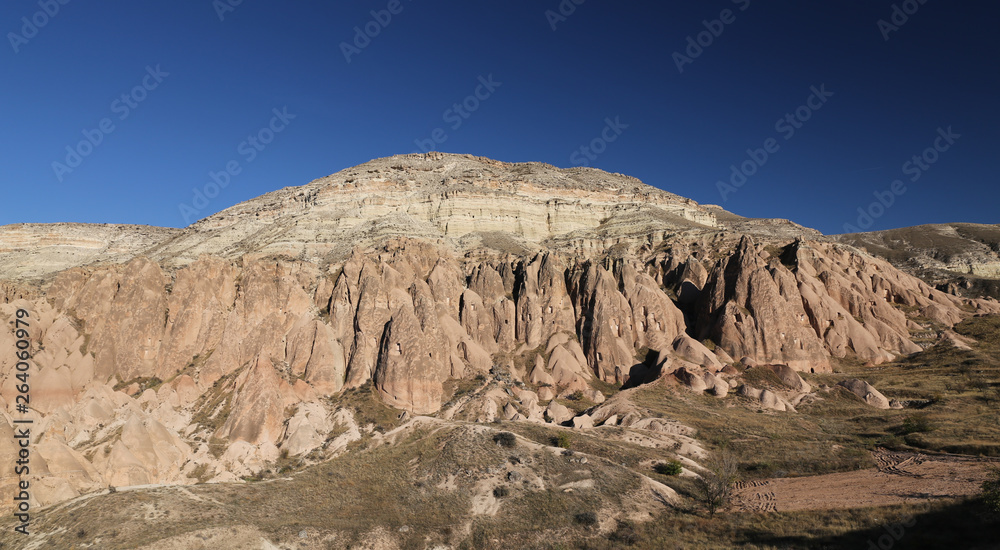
[553,433,572,449]
[902,414,934,434]
[493,432,517,448]
[654,460,684,476]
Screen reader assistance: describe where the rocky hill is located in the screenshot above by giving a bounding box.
[0,223,180,282]
[837,223,1000,299]
[0,153,824,281]
[1,153,998,548]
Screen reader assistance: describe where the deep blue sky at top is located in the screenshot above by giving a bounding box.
[1,1,997,234]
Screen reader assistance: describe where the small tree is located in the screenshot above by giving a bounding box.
[694,451,740,516]
[553,433,572,449]
[901,414,933,434]
[493,431,517,448]
[654,460,684,476]
[982,467,1000,513]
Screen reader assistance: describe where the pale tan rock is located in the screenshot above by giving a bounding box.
[280,401,332,457]
[673,366,707,393]
[545,400,574,424]
[374,307,445,414]
[584,388,606,404]
[35,438,102,494]
[171,375,201,405]
[696,237,831,373]
[219,355,287,446]
[714,347,735,365]
[572,414,594,429]
[4,153,998,514]
[33,366,75,414]
[548,345,590,391]
[529,355,555,386]
[158,256,237,380]
[459,338,493,374]
[837,379,890,409]
[537,386,556,401]
[940,330,974,350]
[737,385,790,412]
[672,334,723,370]
[704,373,728,397]
[766,364,812,393]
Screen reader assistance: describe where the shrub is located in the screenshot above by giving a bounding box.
[574,511,598,527]
[609,520,638,545]
[694,451,740,517]
[553,433,572,449]
[654,460,684,476]
[493,432,517,448]
[493,486,509,498]
[902,414,934,434]
[982,468,1000,513]
[879,434,905,450]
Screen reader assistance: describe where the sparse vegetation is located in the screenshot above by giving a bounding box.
[112,376,163,394]
[982,467,1000,513]
[573,511,598,527]
[694,451,739,516]
[654,460,684,476]
[493,431,517,448]
[334,381,404,432]
[901,413,934,435]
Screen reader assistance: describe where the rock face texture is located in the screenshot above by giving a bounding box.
[1,152,998,511]
[0,224,180,281]
[695,237,832,372]
[837,379,892,409]
[837,223,1000,300]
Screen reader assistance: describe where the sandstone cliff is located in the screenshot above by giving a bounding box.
[1,153,997,511]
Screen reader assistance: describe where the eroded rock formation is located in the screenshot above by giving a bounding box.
[1,153,997,512]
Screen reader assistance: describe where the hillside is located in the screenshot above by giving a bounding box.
[1,153,998,549]
[837,223,1000,300]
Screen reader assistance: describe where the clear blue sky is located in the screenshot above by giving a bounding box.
[2,1,997,234]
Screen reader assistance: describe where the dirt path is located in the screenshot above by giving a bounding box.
[733,450,992,512]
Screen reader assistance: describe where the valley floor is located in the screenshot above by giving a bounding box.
[733,449,990,513]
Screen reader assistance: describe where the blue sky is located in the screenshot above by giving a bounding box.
[1,1,997,234]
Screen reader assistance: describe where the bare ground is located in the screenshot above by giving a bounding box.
[733,449,992,513]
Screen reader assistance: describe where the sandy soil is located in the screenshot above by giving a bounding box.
[733,450,993,512]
